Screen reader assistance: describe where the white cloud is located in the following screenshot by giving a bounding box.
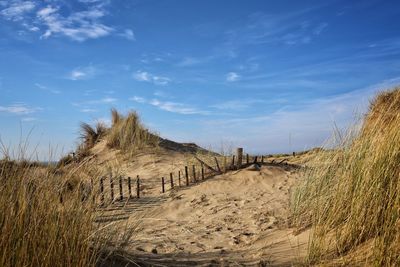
[0,103,41,115]
[133,71,171,85]
[130,96,208,115]
[212,99,264,111]
[35,83,60,94]
[130,96,146,103]
[68,66,96,80]
[101,97,117,103]
[36,4,113,41]
[119,28,135,40]
[226,72,240,82]
[133,71,151,82]
[80,108,97,113]
[0,1,35,21]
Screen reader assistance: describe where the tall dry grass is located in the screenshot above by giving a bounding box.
[291,87,400,265]
[0,153,105,266]
[107,109,159,151]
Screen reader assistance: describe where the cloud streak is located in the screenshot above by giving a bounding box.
[133,71,171,85]
[0,103,41,115]
[130,96,208,115]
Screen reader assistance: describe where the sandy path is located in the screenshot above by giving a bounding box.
[97,164,309,266]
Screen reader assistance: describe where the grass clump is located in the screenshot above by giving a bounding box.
[80,121,108,150]
[291,87,400,265]
[107,109,159,151]
[0,156,104,267]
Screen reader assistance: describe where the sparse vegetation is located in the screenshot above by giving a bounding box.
[0,156,103,267]
[106,109,159,151]
[291,87,400,265]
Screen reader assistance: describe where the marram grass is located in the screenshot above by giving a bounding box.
[291,87,400,265]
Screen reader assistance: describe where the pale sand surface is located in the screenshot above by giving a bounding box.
[96,161,309,266]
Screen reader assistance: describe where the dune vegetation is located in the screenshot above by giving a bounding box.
[292,87,400,265]
[0,157,104,267]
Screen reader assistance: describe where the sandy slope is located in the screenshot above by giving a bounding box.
[98,163,309,266]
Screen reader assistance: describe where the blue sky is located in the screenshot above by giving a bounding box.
[1,0,400,159]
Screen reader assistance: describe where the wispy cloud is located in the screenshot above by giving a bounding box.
[226,72,240,82]
[0,0,117,41]
[212,99,264,111]
[35,83,60,94]
[0,103,41,115]
[133,71,171,85]
[131,96,208,115]
[37,4,113,42]
[118,28,135,40]
[225,7,328,47]
[176,56,214,67]
[67,66,96,80]
[0,1,35,21]
[73,97,117,107]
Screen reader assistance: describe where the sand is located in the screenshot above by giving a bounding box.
[96,162,309,266]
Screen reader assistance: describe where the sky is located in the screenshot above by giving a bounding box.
[0,0,400,160]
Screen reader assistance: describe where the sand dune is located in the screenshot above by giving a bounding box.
[98,163,309,266]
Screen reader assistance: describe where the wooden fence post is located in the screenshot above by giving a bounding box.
[161,177,165,193]
[178,171,181,186]
[201,164,205,180]
[118,176,123,201]
[223,156,227,172]
[136,175,140,198]
[192,165,196,182]
[231,155,235,168]
[246,154,249,164]
[214,157,221,173]
[170,172,174,189]
[100,177,104,206]
[128,176,132,198]
[261,155,264,163]
[253,156,258,164]
[185,166,189,186]
[237,148,243,168]
[110,176,114,202]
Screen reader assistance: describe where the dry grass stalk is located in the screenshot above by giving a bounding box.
[291,87,400,265]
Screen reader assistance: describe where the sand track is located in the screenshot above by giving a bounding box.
[97,164,309,266]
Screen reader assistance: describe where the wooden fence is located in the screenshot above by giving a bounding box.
[83,148,285,207]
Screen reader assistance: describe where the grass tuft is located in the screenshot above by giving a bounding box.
[107,109,159,151]
[291,87,400,265]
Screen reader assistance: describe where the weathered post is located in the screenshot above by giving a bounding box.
[231,155,235,168]
[261,155,264,163]
[119,176,123,201]
[136,175,140,198]
[110,175,114,202]
[201,164,205,180]
[100,177,104,206]
[170,172,174,189]
[161,177,165,193]
[185,166,189,186]
[223,156,227,172]
[293,152,296,157]
[214,157,221,173]
[128,176,132,198]
[236,148,243,168]
[253,156,258,164]
[178,170,181,186]
[192,165,196,182]
[246,153,249,164]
